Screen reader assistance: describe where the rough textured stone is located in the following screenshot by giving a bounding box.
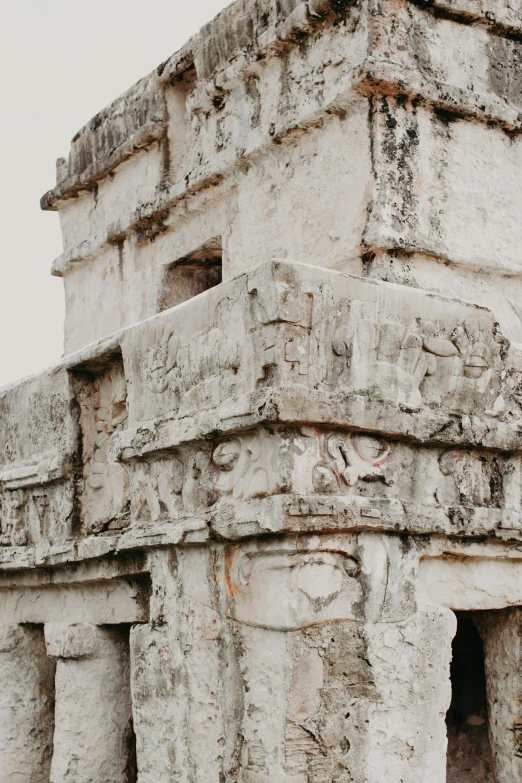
[0,625,55,783]
[478,609,522,783]
[46,623,135,783]
[2,0,522,780]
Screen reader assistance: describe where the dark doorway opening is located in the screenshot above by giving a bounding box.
[446,613,494,782]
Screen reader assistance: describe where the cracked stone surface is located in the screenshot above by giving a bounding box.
[2,0,522,780]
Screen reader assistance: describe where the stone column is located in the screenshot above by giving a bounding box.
[135,537,456,782]
[477,609,522,783]
[0,624,55,783]
[45,623,135,783]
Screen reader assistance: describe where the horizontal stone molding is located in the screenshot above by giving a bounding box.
[2,260,522,554]
[45,622,131,659]
[0,452,69,490]
[418,554,522,610]
[0,578,150,626]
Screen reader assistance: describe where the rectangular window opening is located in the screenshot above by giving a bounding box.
[159,237,222,310]
[446,612,494,783]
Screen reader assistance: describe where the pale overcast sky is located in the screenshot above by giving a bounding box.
[0,0,230,388]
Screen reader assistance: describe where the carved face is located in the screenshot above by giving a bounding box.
[229,549,362,630]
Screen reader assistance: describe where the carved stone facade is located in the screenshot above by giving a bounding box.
[3,0,522,781]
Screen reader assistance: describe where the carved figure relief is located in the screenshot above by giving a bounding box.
[248,264,315,328]
[226,545,361,631]
[143,326,179,394]
[325,301,504,413]
[0,491,28,546]
[31,493,56,544]
[327,434,392,487]
[212,430,288,502]
[452,318,497,381]
[505,347,522,409]
[130,456,184,523]
[435,450,506,508]
[446,318,506,412]
[327,300,457,408]
[73,355,130,534]
[224,541,368,782]
[143,324,241,415]
[89,365,128,491]
[249,265,328,387]
[183,450,218,512]
[0,451,73,546]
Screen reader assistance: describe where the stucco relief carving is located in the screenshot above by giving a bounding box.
[246,266,508,419]
[88,366,128,491]
[435,449,507,508]
[212,429,289,502]
[327,301,443,408]
[31,492,60,544]
[73,356,130,535]
[0,449,74,546]
[505,345,522,410]
[142,325,179,394]
[0,486,73,547]
[130,456,184,523]
[116,425,516,538]
[128,447,218,525]
[143,322,242,414]
[326,434,392,487]
[248,264,315,328]
[311,431,415,499]
[0,491,28,546]
[324,301,505,412]
[128,429,288,525]
[228,547,361,630]
[223,540,371,781]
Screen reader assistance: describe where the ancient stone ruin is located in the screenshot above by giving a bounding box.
[2,0,522,780]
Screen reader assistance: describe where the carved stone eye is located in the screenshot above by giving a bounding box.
[212,440,241,471]
[332,339,347,356]
[463,355,489,379]
[343,557,359,578]
[352,435,391,466]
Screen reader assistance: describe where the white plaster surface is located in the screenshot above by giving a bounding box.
[46,623,135,783]
[2,0,522,780]
[418,556,522,610]
[0,625,55,783]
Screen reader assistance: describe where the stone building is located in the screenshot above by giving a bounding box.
[2,0,522,780]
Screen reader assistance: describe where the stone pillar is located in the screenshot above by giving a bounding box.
[0,624,55,783]
[132,539,456,782]
[477,609,522,783]
[45,623,135,783]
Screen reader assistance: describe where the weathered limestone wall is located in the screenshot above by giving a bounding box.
[478,609,522,783]
[46,623,135,783]
[0,625,55,783]
[2,0,522,781]
[41,0,522,357]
